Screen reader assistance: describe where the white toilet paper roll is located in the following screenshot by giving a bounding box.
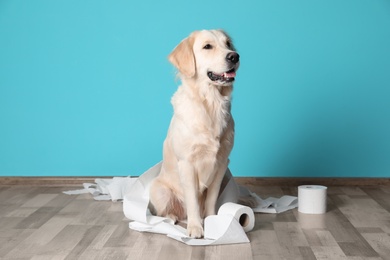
[298,185,327,214]
[217,202,255,232]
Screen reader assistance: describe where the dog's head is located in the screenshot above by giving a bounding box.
[168,30,239,86]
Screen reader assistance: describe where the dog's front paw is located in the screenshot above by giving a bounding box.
[187,223,204,238]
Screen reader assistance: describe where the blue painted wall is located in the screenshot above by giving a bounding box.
[1,1,389,177]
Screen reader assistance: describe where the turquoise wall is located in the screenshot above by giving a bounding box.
[1,1,389,177]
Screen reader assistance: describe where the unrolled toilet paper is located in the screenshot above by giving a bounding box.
[63,161,299,246]
[217,202,255,232]
[123,162,252,245]
[298,185,327,214]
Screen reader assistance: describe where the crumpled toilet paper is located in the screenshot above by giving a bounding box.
[252,194,298,213]
[63,161,298,245]
[63,177,136,201]
[122,162,252,245]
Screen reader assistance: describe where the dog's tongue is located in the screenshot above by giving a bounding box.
[223,71,236,78]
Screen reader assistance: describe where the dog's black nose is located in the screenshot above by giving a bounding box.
[226,52,240,64]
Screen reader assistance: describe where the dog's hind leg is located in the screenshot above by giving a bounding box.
[149,178,186,223]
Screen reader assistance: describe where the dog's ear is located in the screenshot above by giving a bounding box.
[168,35,196,78]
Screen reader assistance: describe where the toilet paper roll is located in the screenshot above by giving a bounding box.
[217,202,255,232]
[298,185,327,214]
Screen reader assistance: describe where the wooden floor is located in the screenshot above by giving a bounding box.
[0,184,389,260]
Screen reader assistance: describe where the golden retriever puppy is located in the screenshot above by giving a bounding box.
[149,29,240,238]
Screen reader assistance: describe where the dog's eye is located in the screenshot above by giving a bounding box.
[203,44,213,50]
[226,41,232,49]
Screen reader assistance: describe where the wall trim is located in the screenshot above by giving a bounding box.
[235,177,390,187]
[0,177,389,187]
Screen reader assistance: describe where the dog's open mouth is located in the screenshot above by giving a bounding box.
[207,68,236,83]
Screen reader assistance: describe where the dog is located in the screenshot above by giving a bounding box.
[149,29,240,238]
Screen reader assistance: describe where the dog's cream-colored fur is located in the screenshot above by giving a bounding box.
[149,30,239,238]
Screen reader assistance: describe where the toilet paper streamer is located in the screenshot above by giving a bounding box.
[63,161,299,245]
[217,202,255,232]
[123,162,251,246]
[298,185,327,214]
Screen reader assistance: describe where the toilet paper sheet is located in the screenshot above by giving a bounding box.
[63,161,298,245]
[251,193,298,214]
[63,177,137,201]
[122,162,251,245]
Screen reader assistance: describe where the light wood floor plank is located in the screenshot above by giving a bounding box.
[1,185,389,259]
[21,194,59,208]
[361,232,390,260]
[4,215,73,258]
[63,225,104,260]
